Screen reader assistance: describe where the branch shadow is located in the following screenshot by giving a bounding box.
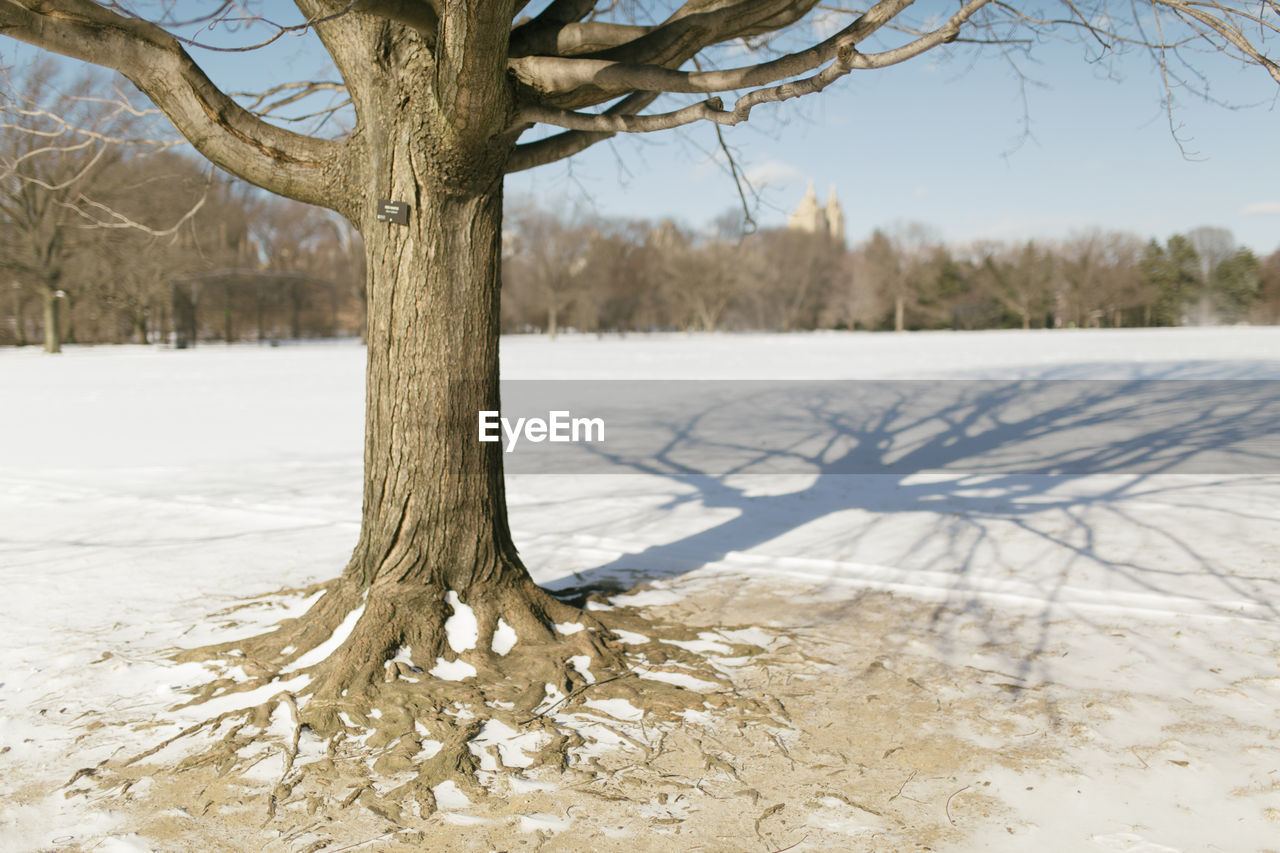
[510,366,1280,689]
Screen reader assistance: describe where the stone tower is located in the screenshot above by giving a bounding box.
[786,182,825,234]
[824,187,845,245]
[787,182,845,246]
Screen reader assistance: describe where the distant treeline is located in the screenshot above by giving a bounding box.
[0,62,366,352]
[3,62,1277,350]
[0,147,367,351]
[500,202,1280,335]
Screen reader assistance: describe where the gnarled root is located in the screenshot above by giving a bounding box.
[84,573,776,827]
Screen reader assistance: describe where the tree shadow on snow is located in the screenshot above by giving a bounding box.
[514,363,1280,690]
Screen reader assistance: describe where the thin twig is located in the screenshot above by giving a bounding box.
[770,835,809,853]
[887,768,917,802]
[324,828,403,853]
[945,784,971,825]
[519,668,639,724]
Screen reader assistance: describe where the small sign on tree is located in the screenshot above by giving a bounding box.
[376,199,409,225]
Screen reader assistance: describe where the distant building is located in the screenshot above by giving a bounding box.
[787,182,845,245]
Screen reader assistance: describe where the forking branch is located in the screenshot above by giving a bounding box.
[2,1,1276,199]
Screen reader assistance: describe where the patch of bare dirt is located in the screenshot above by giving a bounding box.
[32,578,1094,853]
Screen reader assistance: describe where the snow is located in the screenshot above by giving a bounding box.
[661,634,734,655]
[96,835,155,853]
[414,739,443,760]
[609,587,684,607]
[517,812,571,834]
[175,675,310,721]
[568,654,595,683]
[281,602,365,673]
[583,698,644,722]
[636,668,719,692]
[468,719,548,770]
[428,657,477,681]
[552,621,584,635]
[389,646,420,674]
[443,590,478,653]
[431,780,471,810]
[491,618,518,655]
[2,328,1279,850]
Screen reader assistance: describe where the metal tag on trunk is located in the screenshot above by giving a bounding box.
[377,199,410,225]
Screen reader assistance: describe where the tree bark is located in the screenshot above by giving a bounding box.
[351,177,517,594]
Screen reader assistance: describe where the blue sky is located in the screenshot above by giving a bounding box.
[5,7,1277,255]
[507,40,1279,255]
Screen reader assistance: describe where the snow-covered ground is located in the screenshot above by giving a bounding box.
[1,327,1279,851]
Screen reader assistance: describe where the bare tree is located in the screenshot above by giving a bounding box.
[857,223,937,331]
[503,200,596,338]
[1057,230,1146,328]
[84,150,215,343]
[2,0,1277,793]
[647,220,744,331]
[969,240,1056,330]
[0,61,133,352]
[1186,225,1242,324]
[1252,249,1280,325]
[743,227,843,331]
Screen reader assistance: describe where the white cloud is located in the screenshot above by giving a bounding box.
[1242,201,1280,217]
[744,159,805,188]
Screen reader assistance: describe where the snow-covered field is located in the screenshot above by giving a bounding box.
[2,327,1279,852]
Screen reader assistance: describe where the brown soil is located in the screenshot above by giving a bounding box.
[33,575,1081,853]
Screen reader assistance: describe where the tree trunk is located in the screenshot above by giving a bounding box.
[353,181,515,589]
[179,14,636,742]
[547,298,558,340]
[218,162,611,724]
[894,293,905,332]
[63,291,76,344]
[256,281,266,343]
[42,287,61,354]
[224,281,234,343]
[290,281,302,340]
[12,288,27,347]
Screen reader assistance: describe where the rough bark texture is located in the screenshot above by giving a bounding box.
[168,10,648,743]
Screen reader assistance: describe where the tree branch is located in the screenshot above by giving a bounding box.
[509,0,599,54]
[509,0,825,110]
[61,189,208,237]
[1159,1,1280,84]
[510,0,913,99]
[578,0,821,65]
[506,91,660,173]
[352,0,438,45]
[516,0,989,134]
[0,0,354,212]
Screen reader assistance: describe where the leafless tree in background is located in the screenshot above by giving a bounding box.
[0,60,159,351]
[1255,250,1280,324]
[968,240,1056,330]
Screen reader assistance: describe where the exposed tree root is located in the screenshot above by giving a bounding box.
[77,574,783,828]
